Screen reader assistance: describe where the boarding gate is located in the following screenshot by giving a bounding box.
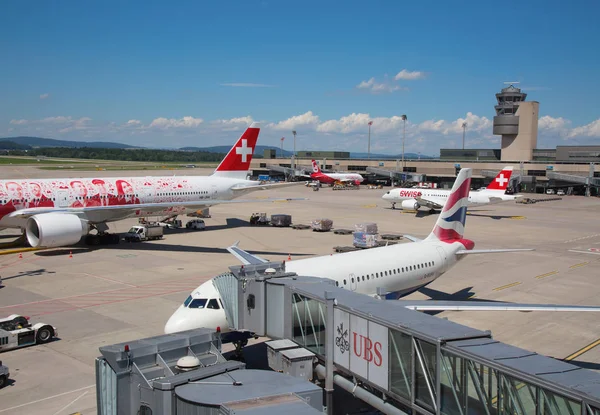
[212,261,600,415]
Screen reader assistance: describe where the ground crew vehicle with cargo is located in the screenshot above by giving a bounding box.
[123,224,164,242]
[0,314,58,352]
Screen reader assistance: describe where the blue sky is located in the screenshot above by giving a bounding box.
[1,0,599,155]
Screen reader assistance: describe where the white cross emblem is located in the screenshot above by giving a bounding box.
[236,139,253,162]
[495,173,508,186]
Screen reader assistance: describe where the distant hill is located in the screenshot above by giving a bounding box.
[0,140,33,150]
[1,136,138,149]
[180,145,432,160]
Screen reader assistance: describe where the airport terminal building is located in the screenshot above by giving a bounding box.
[254,84,599,195]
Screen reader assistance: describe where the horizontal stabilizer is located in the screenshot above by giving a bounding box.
[227,241,269,265]
[402,234,422,243]
[401,300,600,312]
[456,248,534,255]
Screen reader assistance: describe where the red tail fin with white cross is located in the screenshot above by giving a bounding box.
[212,123,261,179]
[485,166,513,192]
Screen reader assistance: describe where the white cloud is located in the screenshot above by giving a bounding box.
[356,77,402,94]
[538,115,569,132]
[211,116,255,131]
[568,119,600,138]
[267,111,320,131]
[394,69,426,81]
[39,93,50,100]
[148,116,203,129]
[10,119,28,125]
[126,119,142,126]
[220,83,275,88]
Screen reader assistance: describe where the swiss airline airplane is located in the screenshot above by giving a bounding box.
[0,122,297,248]
[382,166,517,211]
[163,168,600,336]
[309,160,364,185]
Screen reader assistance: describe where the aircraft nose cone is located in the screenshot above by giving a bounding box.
[164,306,197,334]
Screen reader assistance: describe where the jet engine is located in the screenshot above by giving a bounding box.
[26,213,88,248]
[401,199,420,210]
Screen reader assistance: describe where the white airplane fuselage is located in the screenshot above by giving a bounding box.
[382,188,517,210]
[0,175,257,229]
[164,238,469,334]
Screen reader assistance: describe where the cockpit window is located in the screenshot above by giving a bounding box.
[207,299,220,309]
[188,298,208,309]
[183,295,192,307]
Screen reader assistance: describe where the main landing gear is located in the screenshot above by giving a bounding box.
[84,223,120,246]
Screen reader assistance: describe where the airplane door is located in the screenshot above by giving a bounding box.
[436,246,447,273]
[212,185,218,198]
[57,191,69,208]
[349,273,358,291]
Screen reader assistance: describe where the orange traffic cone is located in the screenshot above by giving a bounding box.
[69,251,73,258]
[18,253,23,259]
[287,253,291,261]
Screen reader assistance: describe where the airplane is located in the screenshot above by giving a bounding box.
[0,122,300,248]
[164,167,600,338]
[382,166,518,211]
[307,160,364,185]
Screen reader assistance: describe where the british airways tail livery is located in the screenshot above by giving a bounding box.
[0,122,300,248]
[164,168,600,337]
[308,160,364,185]
[382,166,518,211]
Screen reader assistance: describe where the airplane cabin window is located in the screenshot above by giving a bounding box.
[207,299,220,309]
[362,276,365,281]
[188,299,208,309]
[351,277,355,283]
[402,267,404,272]
[335,281,339,286]
[366,275,370,280]
[343,279,347,285]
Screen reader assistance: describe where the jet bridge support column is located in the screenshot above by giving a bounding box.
[325,291,335,415]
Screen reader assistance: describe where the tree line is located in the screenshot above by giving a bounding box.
[2,146,262,163]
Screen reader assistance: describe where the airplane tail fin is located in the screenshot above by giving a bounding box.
[485,166,513,192]
[311,160,321,174]
[212,122,261,179]
[426,168,472,245]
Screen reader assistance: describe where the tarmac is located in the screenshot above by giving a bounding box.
[0,166,599,414]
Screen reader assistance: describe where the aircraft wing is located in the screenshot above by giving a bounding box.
[400,300,600,312]
[231,181,305,192]
[415,196,444,210]
[6,197,306,220]
[227,241,269,265]
[402,234,422,242]
[456,248,534,255]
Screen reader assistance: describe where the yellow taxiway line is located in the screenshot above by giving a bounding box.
[564,338,600,361]
[569,261,589,269]
[535,271,559,279]
[493,281,522,291]
[0,247,43,256]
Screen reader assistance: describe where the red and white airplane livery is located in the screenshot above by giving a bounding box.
[309,160,364,185]
[0,122,296,248]
[382,166,517,211]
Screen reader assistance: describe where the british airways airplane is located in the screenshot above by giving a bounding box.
[0,123,297,248]
[382,166,518,211]
[163,168,600,336]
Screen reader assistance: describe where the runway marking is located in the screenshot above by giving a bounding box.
[510,216,526,220]
[564,233,600,243]
[535,271,558,279]
[361,204,377,208]
[0,247,43,256]
[564,338,600,361]
[569,261,589,269]
[51,391,89,415]
[0,384,94,413]
[493,281,522,291]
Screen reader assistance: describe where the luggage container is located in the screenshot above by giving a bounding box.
[311,218,333,232]
[355,222,378,233]
[266,339,299,372]
[353,232,379,248]
[271,214,292,227]
[280,348,316,382]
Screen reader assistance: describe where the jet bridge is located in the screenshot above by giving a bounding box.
[212,261,600,415]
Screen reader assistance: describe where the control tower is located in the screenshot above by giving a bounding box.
[493,83,539,161]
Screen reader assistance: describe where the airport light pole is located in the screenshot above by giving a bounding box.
[401,115,407,173]
[280,137,285,158]
[367,121,373,159]
[292,130,297,169]
[462,122,467,150]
